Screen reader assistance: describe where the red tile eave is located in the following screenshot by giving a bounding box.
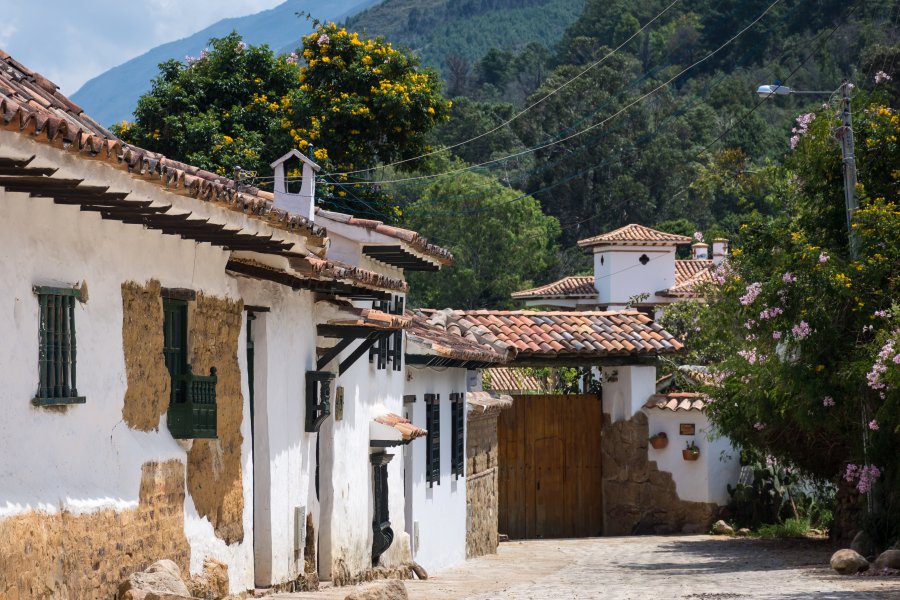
[0,49,328,249]
[316,208,453,266]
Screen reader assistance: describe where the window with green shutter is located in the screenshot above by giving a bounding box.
[33,286,85,406]
[425,393,440,486]
[163,298,217,439]
[451,393,465,478]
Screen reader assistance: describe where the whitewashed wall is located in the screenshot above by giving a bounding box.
[593,246,676,308]
[643,409,740,505]
[0,185,256,591]
[316,307,408,581]
[601,365,739,505]
[237,278,318,587]
[402,366,468,571]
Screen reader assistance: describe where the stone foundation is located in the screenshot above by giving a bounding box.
[602,412,718,535]
[0,460,189,600]
[466,411,500,558]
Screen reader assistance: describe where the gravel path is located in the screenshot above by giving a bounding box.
[275,536,900,600]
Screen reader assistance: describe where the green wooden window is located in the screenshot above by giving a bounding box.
[425,393,440,486]
[33,286,85,406]
[164,298,217,439]
[451,393,465,478]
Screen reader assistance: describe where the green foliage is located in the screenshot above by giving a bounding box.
[113,33,298,177]
[404,172,560,309]
[290,23,451,173]
[344,0,585,72]
[756,518,812,539]
[686,96,900,535]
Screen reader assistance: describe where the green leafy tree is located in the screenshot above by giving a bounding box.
[404,172,560,309]
[678,94,900,542]
[114,33,298,177]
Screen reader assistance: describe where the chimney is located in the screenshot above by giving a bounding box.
[712,238,729,265]
[270,149,321,222]
[691,242,709,260]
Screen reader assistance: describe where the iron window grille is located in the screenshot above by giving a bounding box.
[425,393,440,486]
[370,295,404,371]
[163,298,218,439]
[451,393,465,478]
[33,286,85,406]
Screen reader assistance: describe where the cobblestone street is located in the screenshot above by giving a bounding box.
[277,536,900,600]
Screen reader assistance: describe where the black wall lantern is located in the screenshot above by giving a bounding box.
[305,370,335,432]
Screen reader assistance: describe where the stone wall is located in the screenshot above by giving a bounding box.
[0,460,190,600]
[187,292,245,545]
[466,411,500,558]
[121,280,170,431]
[602,412,718,535]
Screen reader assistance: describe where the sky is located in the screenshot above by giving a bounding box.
[0,0,285,95]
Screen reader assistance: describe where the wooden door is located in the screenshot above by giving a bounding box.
[498,394,602,539]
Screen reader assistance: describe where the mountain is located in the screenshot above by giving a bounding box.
[340,0,585,71]
[71,0,377,127]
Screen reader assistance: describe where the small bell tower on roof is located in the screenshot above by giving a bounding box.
[270,148,321,221]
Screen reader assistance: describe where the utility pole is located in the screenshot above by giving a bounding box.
[836,81,859,259]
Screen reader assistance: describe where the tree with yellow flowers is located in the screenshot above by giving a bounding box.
[115,26,450,216]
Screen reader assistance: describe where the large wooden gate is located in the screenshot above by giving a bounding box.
[497,394,603,539]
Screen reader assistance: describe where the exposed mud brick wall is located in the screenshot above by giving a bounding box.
[187,293,245,544]
[466,411,500,558]
[121,280,171,431]
[602,412,718,535]
[0,460,189,600]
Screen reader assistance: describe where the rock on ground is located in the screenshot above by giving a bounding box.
[736,528,751,537]
[189,557,230,599]
[118,559,191,599]
[830,549,869,575]
[873,549,900,571]
[343,580,409,600]
[711,520,735,536]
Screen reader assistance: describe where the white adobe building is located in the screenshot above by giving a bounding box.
[512,223,729,312]
[0,50,453,597]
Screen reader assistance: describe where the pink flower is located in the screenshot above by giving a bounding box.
[317,34,330,45]
[782,272,797,283]
[693,231,704,242]
[875,71,892,84]
[237,41,247,51]
[894,354,900,364]
[791,321,811,340]
[286,52,299,64]
[858,465,881,493]
[823,396,835,407]
[772,331,782,340]
[740,282,762,306]
[819,252,829,263]
[754,422,766,430]
[873,310,889,318]
[868,420,879,431]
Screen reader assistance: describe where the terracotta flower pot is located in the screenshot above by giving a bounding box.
[649,434,668,449]
[682,449,700,461]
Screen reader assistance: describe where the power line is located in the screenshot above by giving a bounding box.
[325,0,684,178]
[696,0,861,158]
[331,0,785,186]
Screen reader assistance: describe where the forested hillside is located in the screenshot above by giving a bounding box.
[388,0,900,304]
[341,0,585,71]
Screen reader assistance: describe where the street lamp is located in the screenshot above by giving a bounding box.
[757,81,858,258]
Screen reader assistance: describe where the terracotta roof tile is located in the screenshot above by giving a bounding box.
[466,391,514,416]
[483,368,551,394]
[322,302,411,329]
[375,413,427,441]
[661,260,716,298]
[406,309,511,365]
[426,310,683,360]
[511,275,596,299]
[0,50,330,248]
[644,392,706,412]
[316,207,453,266]
[578,224,693,248]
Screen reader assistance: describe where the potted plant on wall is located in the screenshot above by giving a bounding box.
[649,432,668,449]
[683,440,700,461]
